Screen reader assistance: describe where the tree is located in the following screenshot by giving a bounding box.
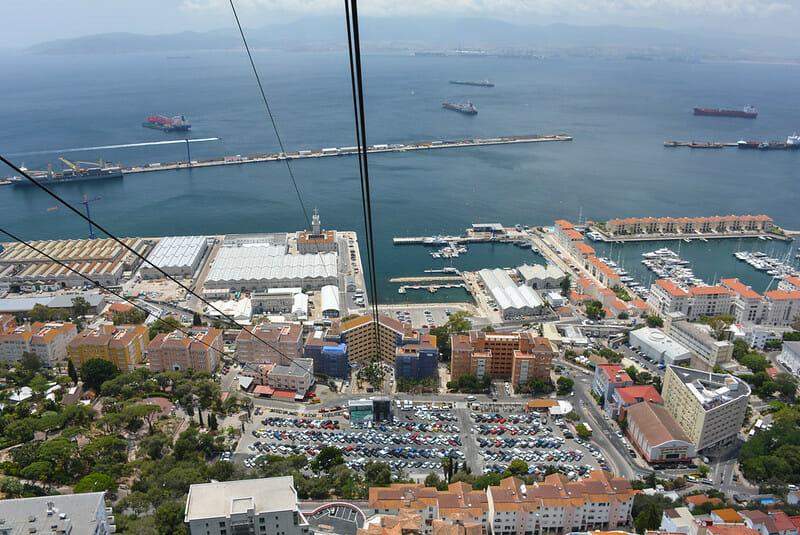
[80,359,121,392]
[473,473,502,490]
[586,303,605,320]
[192,312,202,326]
[556,377,574,394]
[311,446,344,473]
[71,296,91,318]
[154,502,187,535]
[635,503,661,533]
[506,459,529,477]
[67,358,79,384]
[19,352,42,373]
[364,460,392,487]
[646,315,664,328]
[576,423,592,438]
[701,315,734,341]
[113,308,147,325]
[74,473,117,493]
[0,476,23,498]
[148,317,182,340]
[481,325,495,332]
[20,461,53,487]
[560,274,571,296]
[208,412,218,432]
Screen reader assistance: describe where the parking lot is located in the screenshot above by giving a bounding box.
[382,304,468,330]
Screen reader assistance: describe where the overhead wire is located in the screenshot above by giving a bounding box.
[0,155,314,376]
[0,226,230,366]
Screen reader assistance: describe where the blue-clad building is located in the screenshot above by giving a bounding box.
[304,330,348,378]
[394,334,439,381]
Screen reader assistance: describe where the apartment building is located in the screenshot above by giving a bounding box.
[485,471,634,535]
[0,321,77,368]
[184,476,309,535]
[236,322,302,365]
[148,326,223,373]
[720,278,764,323]
[266,358,314,393]
[663,313,734,370]
[68,324,147,372]
[451,331,553,384]
[647,280,734,320]
[592,364,633,402]
[395,334,439,381]
[761,290,800,327]
[303,329,348,378]
[332,314,406,365]
[605,385,663,419]
[605,215,773,236]
[662,365,750,451]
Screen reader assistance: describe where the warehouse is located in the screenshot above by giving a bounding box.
[141,236,207,279]
[320,285,340,318]
[479,268,545,319]
[519,263,566,289]
[629,327,691,365]
[203,240,337,291]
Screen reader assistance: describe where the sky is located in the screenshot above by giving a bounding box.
[4,0,800,49]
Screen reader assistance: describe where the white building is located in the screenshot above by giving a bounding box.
[518,263,565,289]
[664,312,733,370]
[629,327,691,365]
[479,268,545,320]
[141,235,208,279]
[184,476,309,535]
[204,239,337,291]
[320,285,340,318]
[779,341,800,376]
[0,492,113,534]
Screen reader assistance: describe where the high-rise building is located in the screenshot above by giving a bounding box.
[450,331,553,383]
[395,334,439,380]
[662,365,750,451]
[184,476,309,535]
[332,314,406,365]
[67,324,146,372]
[148,326,222,373]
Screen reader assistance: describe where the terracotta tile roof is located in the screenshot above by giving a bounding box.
[565,229,584,240]
[555,220,574,229]
[782,276,800,289]
[656,279,690,297]
[451,334,473,352]
[615,385,663,404]
[713,509,745,524]
[689,286,732,296]
[765,290,800,301]
[575,243,596,254]
[770,511,795,531]
[706,526,760,535]
[631,299,649,309]
[720,279,761,300]
[626,402,691,446]
[686,495,723,506]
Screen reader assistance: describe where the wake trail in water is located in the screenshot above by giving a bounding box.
[9,138,221,157]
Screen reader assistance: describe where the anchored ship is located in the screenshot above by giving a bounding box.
[7,159,123,186]
[693,106,757,118]
[442,102,478,115]
[449,79,494,87]
[142,115,191,132]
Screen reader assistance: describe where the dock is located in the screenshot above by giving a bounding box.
[388,276,463,284]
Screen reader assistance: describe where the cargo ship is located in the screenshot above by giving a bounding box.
[142,115,191,132]
[449,79,494,87]
[7,164,123,186]
[693,106,757,118]
[737,140,761,149]
[442,102,478,115]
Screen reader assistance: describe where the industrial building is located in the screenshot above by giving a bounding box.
[184,476,309,535]
[478,268,545,320]
[0,237,148,290]
[140,235,207,279]
[0,294,106,316]
[249,287,305,316]
[629,327,691,365]
[451,331,553,383]
[518,263,566,289]
[662,365,750,451]
[0,321,77,368]
[304,330,348,378]
[148,326,223,373]
[320,284,340,318]
[203,236,337,292]
[0,492,114,535]
[626,401,696,464]
[68,324,148,372]
[236,322,303,366]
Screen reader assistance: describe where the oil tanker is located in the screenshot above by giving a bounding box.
[693,106,757,118]
[142,115,191,132]
[449,79,494,87]
[442,102,478,115]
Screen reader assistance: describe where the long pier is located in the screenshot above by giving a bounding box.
[388,276,463,283]
[120,134,572,175]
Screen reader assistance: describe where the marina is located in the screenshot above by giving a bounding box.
[641,247,708,291]
[733,250,800,278]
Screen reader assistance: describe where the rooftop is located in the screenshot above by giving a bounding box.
[185,476,299,522]
[145,235,207,270]
[667,365,751,408]
[615,385,663,405]
[0,492,107,535]
[626,402,691,446]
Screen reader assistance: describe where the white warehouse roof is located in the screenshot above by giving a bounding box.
[479,268,544,312]
[206,244,337,285]
[320,285,339,314]
[519,263,565,282]
[630,327,691,365]
[146,236,207,269]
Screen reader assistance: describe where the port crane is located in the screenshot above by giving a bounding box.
[47,195,102,239]
[59,157,105,170]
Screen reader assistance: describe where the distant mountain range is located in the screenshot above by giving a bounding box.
[23,16,800,60]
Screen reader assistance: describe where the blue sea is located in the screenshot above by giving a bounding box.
[0,49,798,302]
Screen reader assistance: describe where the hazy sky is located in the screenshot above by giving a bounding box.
[4,0,800,49]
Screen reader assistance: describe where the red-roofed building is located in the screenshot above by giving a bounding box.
[554,220,577,248]
[577,277,595,295]
[762,290,800,326]
[685,495,723,511]
[0,314,17,336]
[574,242,596,262]
[609,300,629,317]
[592,364,633,401]
[104,302,134,321]
[721,278,764,323]
[779,276,800,293]
[586,256,622,288]
[648,279,733,320]
[606,385,663,418]
[630,299,650,316]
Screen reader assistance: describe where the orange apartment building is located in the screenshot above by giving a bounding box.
[68,324,147,372]
[451,331,553,384]
[148,326,223,373]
